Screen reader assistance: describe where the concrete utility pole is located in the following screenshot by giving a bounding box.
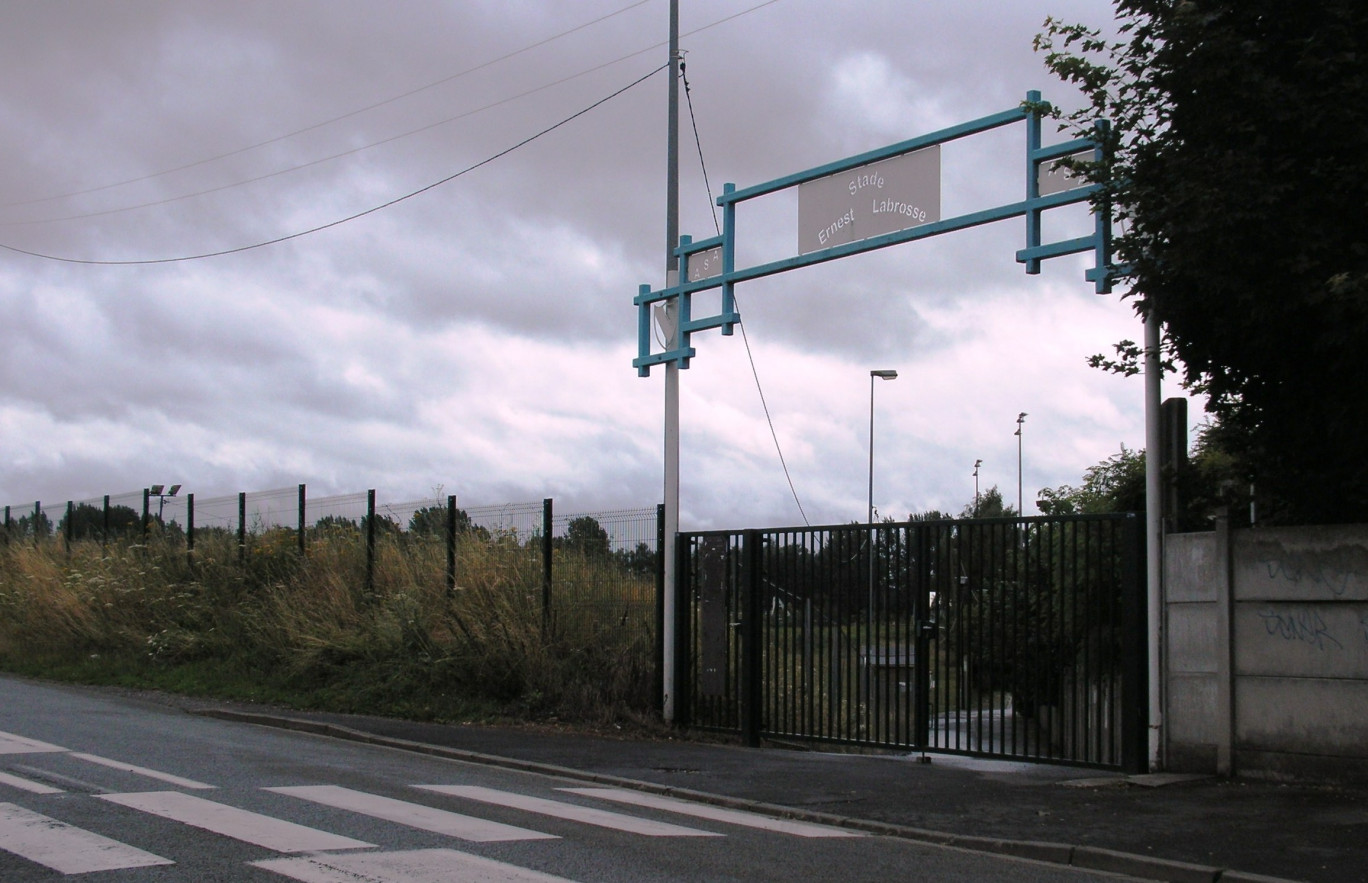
[661,0,681,723]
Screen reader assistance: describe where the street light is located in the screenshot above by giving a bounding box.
[1015,412,1027,515]
[867,369,897,641]
[868,370,899,524]
[149,484,181,522]
[973,459,983,513]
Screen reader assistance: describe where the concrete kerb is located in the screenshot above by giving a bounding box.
[194,709,1303,883]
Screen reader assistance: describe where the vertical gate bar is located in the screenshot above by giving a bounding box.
[447,496,458,597]
[1120,514,1145,771]
[914,522,929,749]
[673,533,691,729]
[366,489,376,595]
[1005,520,1017,755]
[654,504,665,716]
[1071,518,1082,762]
[740,530,762,745]
[186,493,195,570]
[541,498,553,637]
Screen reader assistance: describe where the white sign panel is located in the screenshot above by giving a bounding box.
[1037,150,1093,197]
[798,145,940,255]
[686,245,723,282]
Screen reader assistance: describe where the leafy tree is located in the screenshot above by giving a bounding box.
[1037,446,1146,516]
[57,503,141,540]
[558,516,611,560]
[1037,0,1368,524]
[958,486,1018,520]
[407,505,489,540]
[614,541,658,577]
[310,515,359,536]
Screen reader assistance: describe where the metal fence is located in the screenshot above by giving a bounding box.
[675,513,1146,771]
[1,486,661,627]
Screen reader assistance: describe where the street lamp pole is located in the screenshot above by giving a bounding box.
[868,370,899,524]
[867,369,897,639]
[973,459,982,513]
[1015,412,1027,516]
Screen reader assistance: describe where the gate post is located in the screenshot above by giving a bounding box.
[672,531,693,729]
[740,529,764,747]
[1120,512,1149,773]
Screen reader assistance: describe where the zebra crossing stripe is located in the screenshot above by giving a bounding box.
[268,785,557,842]
[559,788,868,838]
[98,791,374,853]
[0,730,66,755]
[252,848,577,883]
[417,785,721,837]
[0,770,63,794]
[0,802,173,874]
[70,752,215,789]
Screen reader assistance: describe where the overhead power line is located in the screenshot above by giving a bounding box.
[681,60,809,526]
[0,0,656,211]
[4,0,783,226]
[0,64,668,266]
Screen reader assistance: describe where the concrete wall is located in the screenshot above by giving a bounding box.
[1164,521,1368,782]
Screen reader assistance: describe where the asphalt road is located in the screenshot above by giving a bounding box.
[0,676,1143,882]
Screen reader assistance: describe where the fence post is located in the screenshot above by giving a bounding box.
[101,495,110,551]
[654,503,666,715]
[541,498,553,637]
[4,506,9,546]
[186,493,196,569]
[740,529,764,747]
[141,490,150,544]
[238,492,247,563]
[673,530,693,729]
[34,501,41,548]
[365,489,376,595]
[65,502,73,557]
[1120,512,1148,774]
[445,494,457,596]
[297,484,306,557]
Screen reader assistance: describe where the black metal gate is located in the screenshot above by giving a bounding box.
[675,514,1146,771]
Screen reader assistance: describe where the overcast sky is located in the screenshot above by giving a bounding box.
[0,0,1187,531]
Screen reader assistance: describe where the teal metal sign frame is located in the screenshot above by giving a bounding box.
[634,90,1115,376]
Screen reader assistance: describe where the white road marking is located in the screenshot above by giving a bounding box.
[417,784,721,838]
[70,752,215,789]
[253,848,578,883]
[0,770,63,794]
[560,788,868,838]
[0,730,66,755]
[268,785,557,843]
[98,791,374,853]
[0,801,173,874]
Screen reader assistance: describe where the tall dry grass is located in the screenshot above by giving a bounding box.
[0,527,656,724]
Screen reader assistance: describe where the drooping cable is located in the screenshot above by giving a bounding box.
[681,61,809,526]
[6,0,784,225]
[681,61,720,237]
[0,63,667,266]
[2,0,655,211]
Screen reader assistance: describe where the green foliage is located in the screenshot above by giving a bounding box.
[958,486,1017,520]
[558,516,611,559]
[57,503,142,540]
[407,505,490,541]
[0,521,657,726]
[1038,0,1368,524]
[1038,446,1146,516]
